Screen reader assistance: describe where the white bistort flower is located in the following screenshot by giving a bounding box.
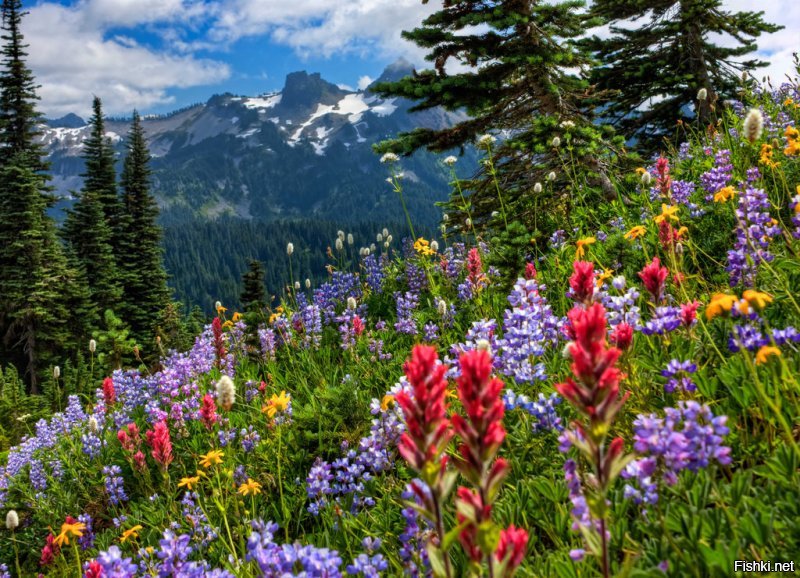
[216,376,236,411]
[743,108,764,143]
[380,152,399,164]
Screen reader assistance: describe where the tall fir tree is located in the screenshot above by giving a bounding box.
[82,96,123,245]
[240,260,266,312]
[117,110,171,352]
[585,0,781,150]
[373,0,619,238]
[0,0,84,392]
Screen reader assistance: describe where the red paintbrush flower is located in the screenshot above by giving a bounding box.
[211,317,226,367]
[638,257,669,303]
[352,315,365,337]
[455,486,491,563]
[656,156,671,197]
[85,560,104,578]
[199,393,218,429]
[145,420,173,469]
[609,322,633,351]
[569,261,595,305]
[395,345,452,472]
[524,262,537,280]
[680,300,700,327]
[102,377,115,407]
[39,533,59,566]
[451,349,506,482]
[495,525,529,573]
[467,248,484,286]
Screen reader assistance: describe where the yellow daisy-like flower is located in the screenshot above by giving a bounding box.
[263,390,291,418]
[705,293,739,320]
[238,478,263,496]
[216,304,227,315]
[54,520,87,547]
[178,476,200,490]
[380,394,395,411]
[596,269,613,288]
[742,290,773,311]
[713,186,737,203]
[120,524,143,544]
[755,345,781,365]
[759,144,780,169]
[785,125,800,141]
[199,450,225,469]
[232,312,243,322]
[624,226,647,240]
[635,167,647,176]
[413,237,436,256]
[653,204,679,224]
[222,320,234,329]
[575,237,596,259]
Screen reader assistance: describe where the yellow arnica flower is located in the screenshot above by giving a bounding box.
[232,312,243,322]
[54,520,86,547]
[742,290,773,311]
[222,320,234,329]
[705,293,739,320]
[756,345,781,365]
[575,237,596,259]
[596,269,613,288]
[785,125,800,141]
[199,450,225,469]
[624,226,647,240]
[216,305,227,314]
[759,144,780,169]
[380,394,395,411]
[178,476,200,490]
[263,390,291,418]
[413,237,436,256]
[654,203,679,224]
[238,478,263,496]
[635,167,647,176]
[713,186,737,203]
[120,524,143,543]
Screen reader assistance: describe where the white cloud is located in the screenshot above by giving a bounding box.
[207,0,436,61]
[23,1,229,117]
[357,75,373,91]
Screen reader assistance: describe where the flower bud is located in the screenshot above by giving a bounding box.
[286,243,294,256]
[377,233,383,243]
[465,218,472,227]
[294,281,301,290]
[215,300,222,310]
[89,339,97,353]
[437,299,447,316]
[384,241,390,249]
[216,376,236,411]
[476,339,491,353]
[6,510,19,530]
[382,228,389,238]
[386,235,393,243]
[347,233,354,246]
[547,171,556,182]
[88,416,99,433]
[743,108,764,143]
[562,342,574,359]
[697,87,708,101]
[53,366,60,379]
[335,238,344,251]
[552,136,561,148]
[430,240,439,252]
[533,182,542,194]
[338,230,345,241]
[347,297,357,310]
[305,278,311,289]
[641,172,652,186]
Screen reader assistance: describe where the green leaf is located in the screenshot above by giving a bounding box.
[477,520,501,556]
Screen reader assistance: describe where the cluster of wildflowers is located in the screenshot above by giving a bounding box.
[394,291,419,335]
[599,275,642,329]
[246,519,347,576]
[700,149,733,201]
[623,402,731,511]
[102,465,128,506]
[727,186,781,286]
[661,360,698,393]
[503,390,563,433]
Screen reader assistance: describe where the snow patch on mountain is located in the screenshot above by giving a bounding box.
[244,94,282,110]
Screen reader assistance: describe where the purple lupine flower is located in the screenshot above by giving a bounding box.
[503,390,563,433]
[549,229,567,249]
[368,338,392,362]
[671,180,695,205]
[394,291,418,335]
[181,491,217,546]
[29,459,47,491]
[563,458,606,547]
[641,306,682,336]
[78,513,95,550]
[399,481,432,577]
[240,425,261,453]
[728,323,769,352]
[772,326,800,345]
[791,194,800,239]
[102,465,127,506]
[346,538,389,576]
[609,216,625,231]
[601,284,642,329]
[661,359,698,393]
[497,278,560,384]
[623,402,731,510]
[218,429,236,447]
[363,254,387,294]
[423,322,439,342]
[406,261,428,294]
[258,326,277,361]
[96,545,139,577]
[700,149,733,200]
[727,186,781,287]
[0,564,9,578]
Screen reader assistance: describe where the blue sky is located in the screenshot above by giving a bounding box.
[20,0,800,118]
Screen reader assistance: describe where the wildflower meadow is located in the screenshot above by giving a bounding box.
[3,58,800,578]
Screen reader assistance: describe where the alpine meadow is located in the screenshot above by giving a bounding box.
[3,0,800,577]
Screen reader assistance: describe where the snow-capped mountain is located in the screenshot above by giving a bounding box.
[40,60,473,227]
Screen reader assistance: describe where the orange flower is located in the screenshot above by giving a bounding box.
[624,226,647,240]
[756,346,781,365]
[705,293,738,320]
[742,290,772,311]
[380,394,395,411]
[120,524,143,543]
[54,520,86,547]
[575,237,596,259]
[713,186,737,203]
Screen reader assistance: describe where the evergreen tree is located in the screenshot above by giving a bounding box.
[62,186,122,316]
[585,0,781,150]
[373,0,619,236]
[82,96,122,240]
[240,259,267,312]
[0,0,80,391]
[117,110,171,351]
